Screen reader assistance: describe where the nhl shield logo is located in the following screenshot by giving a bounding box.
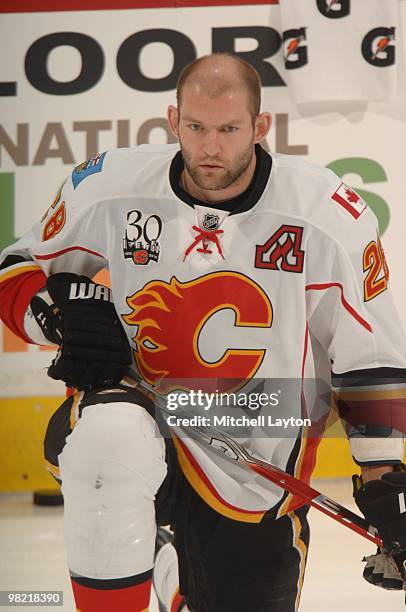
[202,213,220,231]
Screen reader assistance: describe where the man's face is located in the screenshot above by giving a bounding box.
[176,86,256,192]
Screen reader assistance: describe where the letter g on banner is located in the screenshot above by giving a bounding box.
[361,27,396,67]
[316,0,350,19]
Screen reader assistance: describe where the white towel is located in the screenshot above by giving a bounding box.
[279,0,399,102]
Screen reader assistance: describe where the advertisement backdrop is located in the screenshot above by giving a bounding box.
[1,0,406,490]
[1,0,405,385]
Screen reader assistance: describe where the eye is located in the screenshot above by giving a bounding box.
[223,126,238,133]
[188,123,202,131]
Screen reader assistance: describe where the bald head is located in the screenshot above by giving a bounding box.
[176,53,261,119]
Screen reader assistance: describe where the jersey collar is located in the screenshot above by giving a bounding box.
[169,144,272,215]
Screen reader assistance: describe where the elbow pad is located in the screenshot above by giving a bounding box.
[348,425,405,466]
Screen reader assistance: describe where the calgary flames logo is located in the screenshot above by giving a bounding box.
[123,272,273,392]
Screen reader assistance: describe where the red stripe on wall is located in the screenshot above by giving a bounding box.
[0,0,278,14]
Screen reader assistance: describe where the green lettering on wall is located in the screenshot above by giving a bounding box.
[327,158,390,234]
[0,173,16,251]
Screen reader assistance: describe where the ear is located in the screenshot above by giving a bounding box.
[254,112,272,144]
[167,105,180,139]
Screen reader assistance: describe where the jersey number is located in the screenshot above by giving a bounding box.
[42,202,66,242]
[363,239,389,301]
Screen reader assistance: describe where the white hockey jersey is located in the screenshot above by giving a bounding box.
[1,144,405,521]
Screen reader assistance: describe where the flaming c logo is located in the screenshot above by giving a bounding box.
[123,272,273,392]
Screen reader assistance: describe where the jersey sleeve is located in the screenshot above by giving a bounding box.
[306,203,406,464]
[0,153,111,343]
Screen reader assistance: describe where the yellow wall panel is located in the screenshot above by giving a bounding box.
[0,396,404,490]
[0,396,64,491]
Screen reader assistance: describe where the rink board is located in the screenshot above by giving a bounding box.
[3,394,405,492]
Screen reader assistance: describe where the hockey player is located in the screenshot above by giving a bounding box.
[0,53,405,611]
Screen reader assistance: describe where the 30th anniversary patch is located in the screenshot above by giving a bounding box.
[123,209,162,265]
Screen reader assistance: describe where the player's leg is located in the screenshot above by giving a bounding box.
[171,481,310,612]
[44,387,169,612]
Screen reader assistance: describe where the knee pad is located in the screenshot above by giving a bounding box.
[154,536,177,600]
[154,539,187,611]
[59,401,167,579]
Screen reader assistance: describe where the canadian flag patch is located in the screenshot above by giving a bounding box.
[330,183,367,219]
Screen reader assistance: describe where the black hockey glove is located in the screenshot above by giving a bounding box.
[30,288,63,345]
[353,468,406,590]
[30,273,132,390]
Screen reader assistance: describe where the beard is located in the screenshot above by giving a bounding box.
[180,139,254,192]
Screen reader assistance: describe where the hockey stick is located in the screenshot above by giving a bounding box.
[135,379,383,548]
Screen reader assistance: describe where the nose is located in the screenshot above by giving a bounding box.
[202,129,221,157]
